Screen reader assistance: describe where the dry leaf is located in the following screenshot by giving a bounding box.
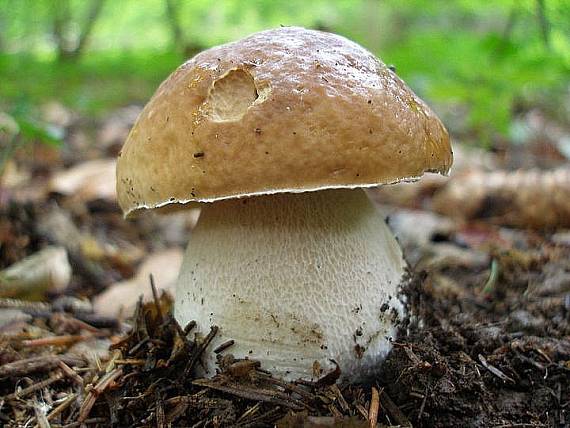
[432,167,570,229]
[93,248,183,317]
[49,158,117,202]
[371,143,498,208]
[0,246,71,299]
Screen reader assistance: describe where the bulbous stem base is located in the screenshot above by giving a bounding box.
[174,189,406,381]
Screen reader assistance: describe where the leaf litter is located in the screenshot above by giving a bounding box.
[0,105,569,427]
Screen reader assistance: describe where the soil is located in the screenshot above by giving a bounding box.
[1,107,569,427]
[1,206,568,427]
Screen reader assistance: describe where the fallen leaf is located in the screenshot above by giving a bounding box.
[49,158,117,202]
[0,246,71,299]
[93,248,183,317]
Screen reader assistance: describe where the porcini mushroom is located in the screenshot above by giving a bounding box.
[116,27,452,380]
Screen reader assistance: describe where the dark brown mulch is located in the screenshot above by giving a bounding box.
[1,196,569,426]
[2,260,568,427]
[382,272,570,428]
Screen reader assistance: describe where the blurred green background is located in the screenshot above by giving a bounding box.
[1,0,569,146]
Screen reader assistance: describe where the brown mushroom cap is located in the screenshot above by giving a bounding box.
[117,27,452,216]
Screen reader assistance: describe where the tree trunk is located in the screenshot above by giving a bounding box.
[164,0,204,57]
[535,0,550,48]
[72,0,105,59]
[165,0,184,49]
[53,0,105,62]
[52,0,71,59]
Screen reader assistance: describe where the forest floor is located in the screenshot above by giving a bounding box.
[0,104,569,427]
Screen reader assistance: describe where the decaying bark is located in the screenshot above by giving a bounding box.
[432,167,570,229]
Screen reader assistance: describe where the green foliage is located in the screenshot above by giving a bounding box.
[0,0,568,144]
[0,51,182,116]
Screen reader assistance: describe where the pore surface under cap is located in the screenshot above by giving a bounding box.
[117,26,452,216]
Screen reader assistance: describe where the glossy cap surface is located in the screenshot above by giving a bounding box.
[117,27,452,216]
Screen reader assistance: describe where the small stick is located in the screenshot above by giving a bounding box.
[4,371,64,400]
[213,339,235,354]
[328,404,343,419]
[149,274,164,323]
[369,386,380,428]
[33,401,50,428]
[254,371,316,402]
[58,360,84,385]
[79,368,123,422]
[0,355,86,377]
[379,390,412,428]
[114,359,146,366]
[44,393,78,422]
[51,313,104,334]
[417,385,429,421]
[185,326,218,375]
[236,402,261,424]
[235,407,283,427]
[478,354,516,384]
[355,403,369,420]
[330,384,350,413]
[156,394,166,428]
[22,335,88,348]
[183,320,197,336]
[193,379,305,410]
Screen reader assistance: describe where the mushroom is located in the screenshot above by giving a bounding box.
[116,27,452,381]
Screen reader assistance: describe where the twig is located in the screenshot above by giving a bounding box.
[79,368,123,422]
[114,359,146,366]
[44,393,78,423]
[155,393,166,428]
[253,371,317,402]
[478,354,516,384]
[369,386,380,428]
[355,402,369,420]
[0,355,86,377]
[4,371,64,400]
[58,361,84,385]
[0,298,52,315]
[22,335,89,348]
[417,385,429,421]
[329,384,350,413]
[379,390,412,428]
[193,379,305,410]
[213,339,235,354]
[235,402,261,424]
[149,274,163,323]
[328,404,343,419]
[33,401,50,428]
[235,407,283,428]
[185,326,218,376]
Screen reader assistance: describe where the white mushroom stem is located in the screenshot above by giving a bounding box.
[174,188,407,381]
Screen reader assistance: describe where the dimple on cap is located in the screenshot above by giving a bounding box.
[117,26,453,217]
